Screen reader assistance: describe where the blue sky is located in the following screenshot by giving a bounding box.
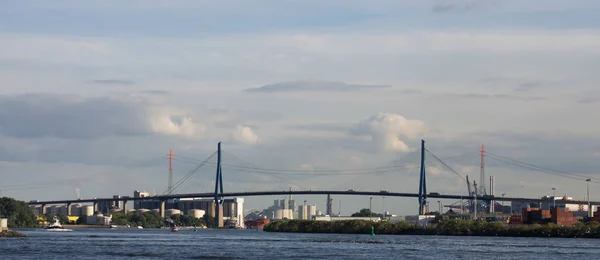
[1,0,599,216]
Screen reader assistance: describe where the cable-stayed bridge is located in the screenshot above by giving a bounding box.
[27,140,600,226]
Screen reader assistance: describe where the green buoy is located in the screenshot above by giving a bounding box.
[371,226,375,236]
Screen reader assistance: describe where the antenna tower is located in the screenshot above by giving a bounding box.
[480,144,486,195]
[167,149,174,194]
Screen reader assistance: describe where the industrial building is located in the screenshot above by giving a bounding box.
[511,195,595,217]
[86,212,112,225]
[297,204,317,220]
[28,190,242,227]
[30,204,95,218]
[133,190,245,227]
[262,197,319,220]
[509,207,578,226]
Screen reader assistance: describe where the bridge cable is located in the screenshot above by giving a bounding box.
[175,162,216,194]
[190,152,410,174]
[424,148,468,182]
[486,153,600,184]
[221,151,291,190]
[172,157,217,193]
[487,152,595,181]
[163,151,217,195]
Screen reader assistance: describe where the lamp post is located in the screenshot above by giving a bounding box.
[369,197,373,222]
[437,200,441,215]
[586,179,591,217]
[501,193,506,219]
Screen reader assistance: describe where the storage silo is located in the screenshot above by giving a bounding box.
[165,209,181,218]
[284,209,293,219]
[151,209,160,214]
[298,205,308,220]
[127,209,137,214]
[82,205,94,216]
[70,204,82,216]
[188,209,205,219]
[307,204,317,218]
[274,209,284,219]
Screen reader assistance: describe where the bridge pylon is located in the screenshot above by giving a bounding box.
[418,139,427,215]
[213,142,224,228]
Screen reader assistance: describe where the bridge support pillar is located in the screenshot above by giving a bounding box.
[41,204,47,215]
[217,204,223,228]
[122,200,128,214]
[326,194,333,216]
[159,200,165,218]
[66,202,72,216]
[93,202,98,213]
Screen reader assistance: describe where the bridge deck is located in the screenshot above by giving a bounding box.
[27,190,600,206]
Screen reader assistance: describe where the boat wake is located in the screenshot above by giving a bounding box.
[46,229,73,232]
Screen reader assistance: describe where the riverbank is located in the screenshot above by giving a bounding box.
[62,224,112,229]
[0,230,26,237]
[264,219,600,238]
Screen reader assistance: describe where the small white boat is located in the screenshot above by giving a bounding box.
[137,226,143,229]
[110,224,117,229]
[45,216,72,232]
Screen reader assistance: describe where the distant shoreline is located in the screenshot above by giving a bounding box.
[264,219,600,239]
[61,225,113,229]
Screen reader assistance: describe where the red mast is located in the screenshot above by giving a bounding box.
[480,144,485,195]
[167,149,174,194]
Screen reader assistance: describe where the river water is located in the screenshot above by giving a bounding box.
[2,228,599,259]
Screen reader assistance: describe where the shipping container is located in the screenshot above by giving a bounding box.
[509,215,522,224]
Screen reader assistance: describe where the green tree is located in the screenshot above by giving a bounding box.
[351,208,383,218]
[203,213,215,228]
[0,197,39,228]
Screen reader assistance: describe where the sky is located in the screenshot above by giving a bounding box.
[1,0,600,216]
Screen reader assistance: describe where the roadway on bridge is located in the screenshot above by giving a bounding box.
[28,190,600,206]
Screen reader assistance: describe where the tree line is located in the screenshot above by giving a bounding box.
[265,219,600,238]
[0,197,38,228]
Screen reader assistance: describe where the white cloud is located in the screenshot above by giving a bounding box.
[300,163,314,171]
[351,113,426,152]
[0,93,260,141]
[229,125,260,145]
[146,106,207,140]
[148,114,205,140]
